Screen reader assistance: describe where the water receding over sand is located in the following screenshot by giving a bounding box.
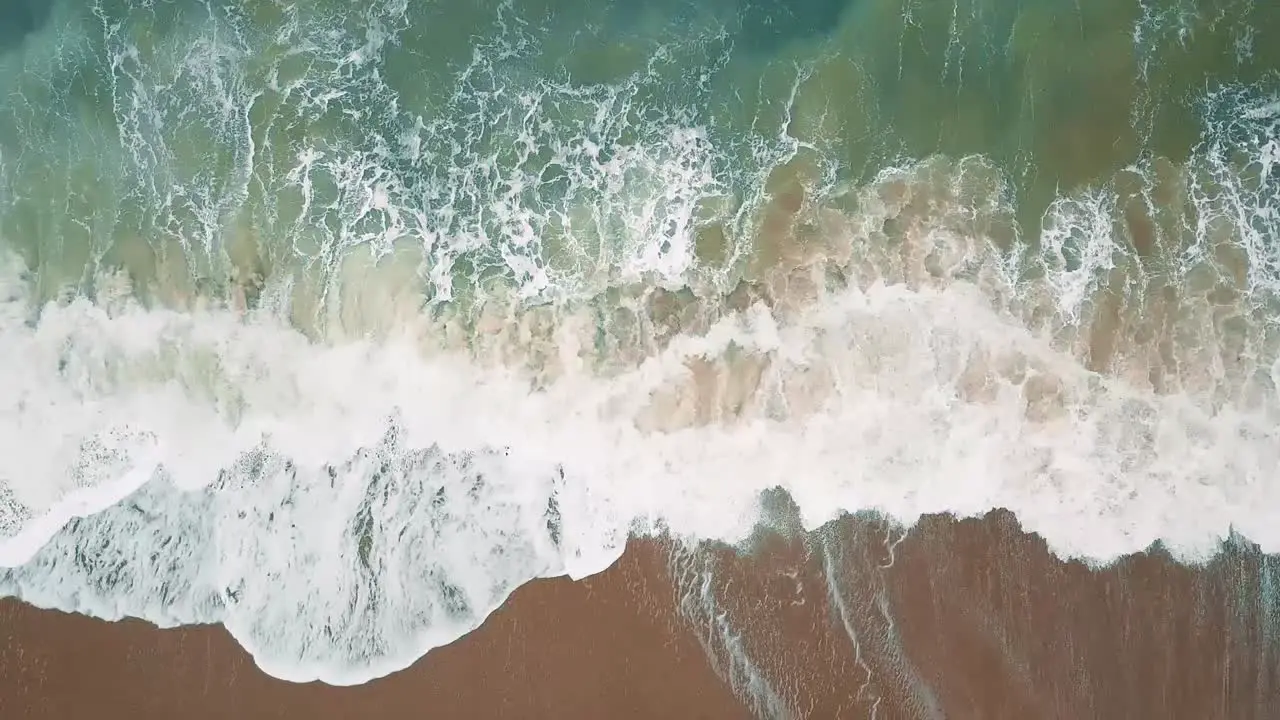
[1,0,1279,715]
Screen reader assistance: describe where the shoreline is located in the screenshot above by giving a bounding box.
[0,539,750,720]
[3,511,1278,719]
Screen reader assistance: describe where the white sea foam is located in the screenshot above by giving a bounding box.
[4,139,1280,683]
[3,0,1280,690]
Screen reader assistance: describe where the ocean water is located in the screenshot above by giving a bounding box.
[0,0,1278,688]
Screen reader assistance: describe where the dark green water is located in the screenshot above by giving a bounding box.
[2,0,1276,312]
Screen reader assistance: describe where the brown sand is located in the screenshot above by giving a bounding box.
[883,511,1279,719]
[3,512,1278,719]
[0,539,750,720]
[679,510,1280,720]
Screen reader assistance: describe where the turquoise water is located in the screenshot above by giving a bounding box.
[3,0,1274,311]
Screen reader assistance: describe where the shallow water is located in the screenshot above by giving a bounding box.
[0,0,1278,690]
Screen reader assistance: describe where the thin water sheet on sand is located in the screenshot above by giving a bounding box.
[2,513,1278,719]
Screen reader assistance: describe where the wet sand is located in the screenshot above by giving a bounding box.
[0,540,751,720]
[682,509,1280,719]
[3,512,1279,719]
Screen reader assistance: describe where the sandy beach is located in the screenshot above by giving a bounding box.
[3,1,1280,719]
[3,512,1277,719]
[0,539,749,720]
